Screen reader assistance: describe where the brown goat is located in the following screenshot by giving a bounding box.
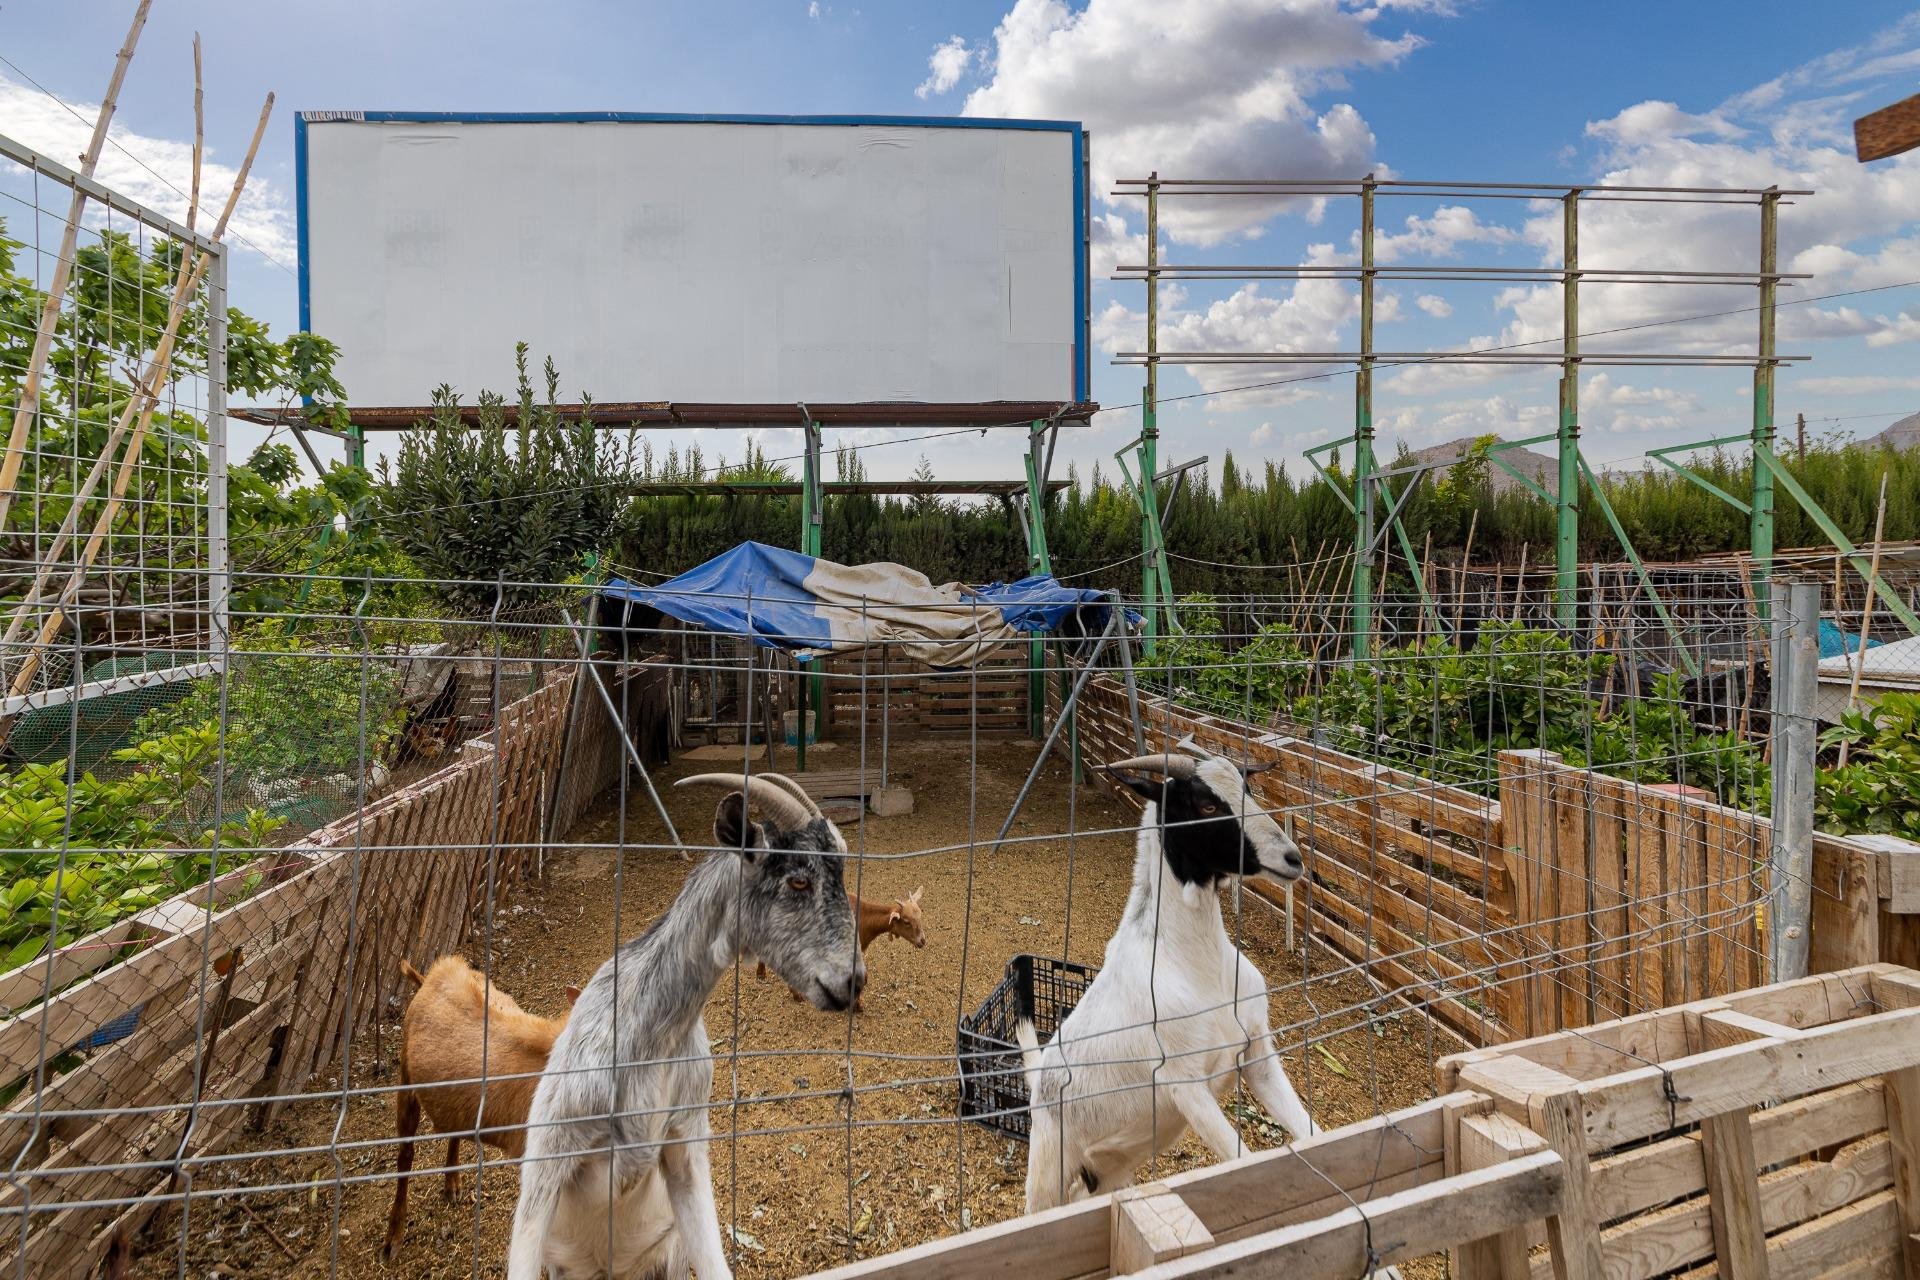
[385,956,581,1262]
[755,887,925,1012]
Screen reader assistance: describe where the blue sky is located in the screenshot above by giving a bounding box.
[4,0,1919,485]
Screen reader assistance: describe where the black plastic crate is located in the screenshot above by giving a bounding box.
[956,953,1098,1141]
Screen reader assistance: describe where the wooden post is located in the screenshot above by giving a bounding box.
[1111,1185,1215,1273]
[1882,1065,1920,1280]
[1453,1109,1546,1280]
[1498,749,1566,1036]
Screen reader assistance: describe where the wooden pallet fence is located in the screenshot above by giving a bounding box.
[1811,831,1920,975]
[1049,667,1514,1045]
[1439,963,1920,1280]
[1050,669,1779,1047]
[804,1092,1585,1280]
[0,657,663,1279]
[1495,749,1768,1041]
[821,652,1030,740]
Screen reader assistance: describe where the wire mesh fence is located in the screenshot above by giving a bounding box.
[3,560,1911,1280]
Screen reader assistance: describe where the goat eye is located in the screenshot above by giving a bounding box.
[786,876,812,893]
[1199,802,1221,815]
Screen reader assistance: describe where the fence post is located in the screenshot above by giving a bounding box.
[1769,579,1819,982]
[1497,749,1563,1037]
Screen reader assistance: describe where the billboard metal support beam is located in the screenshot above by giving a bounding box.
[1752,187,1780,613]
[1556,191,1580,628]
[1353,175,1377,659]
[1024,417,1056,737]
[1138,173,1166,656]
[797,411,824,771]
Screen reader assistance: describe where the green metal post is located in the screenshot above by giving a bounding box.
[1140,174,1162,655]
[1025,420,1054,738]
[797,418,824,771]
[1752,187,1780,614]
[1352,176,1376,659]
[347,423,365,471]
[1556,190,1581,628]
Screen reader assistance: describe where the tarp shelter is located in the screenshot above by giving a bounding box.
[1814,631,1920,723]
[599,542,1129,669]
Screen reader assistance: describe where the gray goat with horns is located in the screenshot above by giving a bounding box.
[507,772,864,1280]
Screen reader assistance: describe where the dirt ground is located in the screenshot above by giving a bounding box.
[130,739,1445,1280]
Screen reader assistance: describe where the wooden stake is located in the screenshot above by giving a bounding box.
[1839,472,1890,766]
[0,0,154,533]
[1512,543,1529,623]
[1455,508,1479,636]
[1,93,273,715]
[0,45,212,658]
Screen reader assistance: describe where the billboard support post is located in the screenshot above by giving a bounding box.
[797,412,824,771]
[1024,418,1056,738]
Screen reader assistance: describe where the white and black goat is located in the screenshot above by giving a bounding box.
[1015,741,1316,1212]
[506,773,863,1280]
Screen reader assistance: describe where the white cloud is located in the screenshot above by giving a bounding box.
[1089,210,1149,280]
[0,74,294,264]
[1479,18,1920,362]
[916,36,975,99]
[961,0,1429,244]
[808,1,821,15]
[1867,312,1920,348]
[1372,206,1518,263]
[1793,374,1920,395]
[1250,421,1274,446]
[1416,294,1453,318]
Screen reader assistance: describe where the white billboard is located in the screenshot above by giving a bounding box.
[297,112,1089,411]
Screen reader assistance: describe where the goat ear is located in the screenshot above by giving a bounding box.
[1108,769,1169,802]
[713,793,767,861]
[563,984,582,1007]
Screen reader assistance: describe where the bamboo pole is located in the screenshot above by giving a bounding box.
[1,91,272,716]
[1511,543,1529,622]
[0,0,154,533]
[0,45,212,660]
[1454,507,1479,636]
[1839,472,1890,767]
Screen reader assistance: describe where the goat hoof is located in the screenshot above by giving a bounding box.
[383,1235,403,1263]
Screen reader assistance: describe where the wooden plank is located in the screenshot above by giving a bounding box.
[1883,1065,1920,1280]
[1499,750,1559,1037]
[1118,1151,1566,1280]
[1455,1110,1547,1280]
[1535,1133,1897,1280]
[1529,1091,1607,1280]
[1112,1186,1215,1272]
[1591,1079,1887,1225]
[1580,1006,1920,1152]
[1769,1192,1901,1280]
[1698,1107,1768,1280]
[1857,93,1920,163]
[1590,784,1630,1021]
[1812,842,1880,973]
[1551,764,1595,1030]
[0,864,323,1080]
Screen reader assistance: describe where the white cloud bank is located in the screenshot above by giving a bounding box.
[957,0,1427,245]
[0,74,295,264]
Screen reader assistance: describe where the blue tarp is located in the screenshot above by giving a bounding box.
[1818,618,1886,659]
[601,542,1128,668]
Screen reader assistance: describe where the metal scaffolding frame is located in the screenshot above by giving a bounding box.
[1107,173,1920,657]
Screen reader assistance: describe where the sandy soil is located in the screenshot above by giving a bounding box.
[129,740,1444,1280]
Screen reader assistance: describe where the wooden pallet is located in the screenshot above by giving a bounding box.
[1438,963,1920,1280]
[791,768,872,801]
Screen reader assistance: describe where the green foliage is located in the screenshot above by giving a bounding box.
[129,628,406,786]
[0,725,284,974]
[1139,595,1310,718]
[1817,693,1920,839]
[380,345,629,612]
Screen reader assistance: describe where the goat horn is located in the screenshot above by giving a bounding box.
[674,773,815,830]
[1103,754,1199,779]
[756,772,824,819]
[1172,736,1211,760]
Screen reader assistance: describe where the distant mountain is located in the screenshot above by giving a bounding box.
[1868,411,1920,451]
[1401,434,1560,497]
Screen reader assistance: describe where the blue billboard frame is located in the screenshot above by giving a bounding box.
[294,110,1091,403]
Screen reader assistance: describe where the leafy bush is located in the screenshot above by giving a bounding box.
[0,725,284,973]
[1817,693,1920,839]
[1139,596,1311,719]
[380,345,630,613]
[130,629,406,793]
